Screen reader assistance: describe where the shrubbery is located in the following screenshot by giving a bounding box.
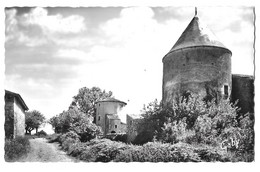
[51,135,232,162]
[35,130,47,137]
[114,142,201,162]
[5,136,31,162]
[105,133,128,143]
[49,107,102,142]
[70,119,102,142]
[48,136,129,162]
[47,133,61,143]
[46,93,254,162]
[134,94,254,161]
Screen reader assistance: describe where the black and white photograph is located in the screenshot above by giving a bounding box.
[3,2,256,164]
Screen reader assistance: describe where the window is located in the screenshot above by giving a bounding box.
[224,85,228,99]
[98,116,100,121]
[115,125,117,129]
[99,104,100,107]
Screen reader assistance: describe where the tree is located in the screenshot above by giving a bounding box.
[48,115,62,133]
[133,99,174,144]
[48,107,102,141]
[49,107,86,134]
[73,86,113,120]
[25,110,45,135]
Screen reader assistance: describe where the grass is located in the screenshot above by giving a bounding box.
[5,136,31,162]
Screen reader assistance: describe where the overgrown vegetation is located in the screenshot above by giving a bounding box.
[48,107,102,142]
[72,86,113,121]
[46,92,254,162]
[5,136,31,162]
[133,94,254,161]
[35,130,48,137]
[48,136,231,162]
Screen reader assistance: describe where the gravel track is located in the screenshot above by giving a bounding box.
[18,138,79,162]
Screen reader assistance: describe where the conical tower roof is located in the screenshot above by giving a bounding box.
[97,97,127,105]
[168,14,231,54]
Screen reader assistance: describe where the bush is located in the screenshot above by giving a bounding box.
[137,94,254,161]
[36,130,47,137]
[59,131,81,151]
[66,139,231,162]
[67,142,86,157]
[46,133,61,143]
[106,134,128,143]
[114,142,233,162]
[71,120,102,142]
[133,131,154,145]
[56,136,233,162]
[189,144,231,162]
[77,139,130,162]
[114,142,201,162]
[5,136,31,162]
[60,131,80,142]
[49,107,102,142]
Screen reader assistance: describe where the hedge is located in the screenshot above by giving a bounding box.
[48,132,233,162]
[5,136,31,162]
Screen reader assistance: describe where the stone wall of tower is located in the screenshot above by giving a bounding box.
[162,46,232,106]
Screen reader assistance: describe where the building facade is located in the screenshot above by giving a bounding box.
[231,74,254,115]
[95,97,127,135]
[5,90,29,138]
[126,114,142,143]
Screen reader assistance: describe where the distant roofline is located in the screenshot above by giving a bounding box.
[97,98,127,105]
[5,90,29,110]
[127,114,142,119]
[163,45,232,62]
[106,114,120,120]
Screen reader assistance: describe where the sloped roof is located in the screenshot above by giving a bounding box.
[97,97,127,105]
[127,114,141,119]
[232,74,254,80]
[168,15,231,54]
[5,90,29,110]
[106,114,120,120]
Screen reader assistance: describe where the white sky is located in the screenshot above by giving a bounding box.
[4,6,254,123]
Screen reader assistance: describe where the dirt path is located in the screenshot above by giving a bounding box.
[18,138,79,162]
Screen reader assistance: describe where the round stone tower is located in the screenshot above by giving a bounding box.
[96,98,127,135]
[162,12,232,106]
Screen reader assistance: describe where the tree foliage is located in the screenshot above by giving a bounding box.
[25,110,45,134]
[134,94,254,160]
[48,107,102,142]
[73,86,113,118]
[133,99,172,144]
